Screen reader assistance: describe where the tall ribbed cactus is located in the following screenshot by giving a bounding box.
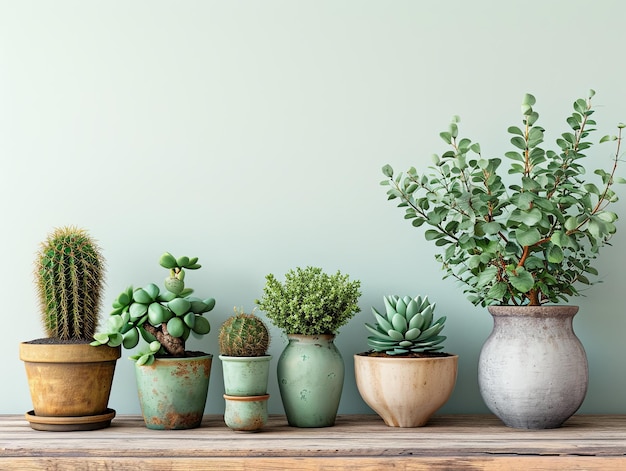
[35,226,105,340]
[219,310,270,357]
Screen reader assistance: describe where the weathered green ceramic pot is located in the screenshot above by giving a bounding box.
[223,394,269,431]
[219,355,272,396]
[134,354,212,430]
[277,334,344,428]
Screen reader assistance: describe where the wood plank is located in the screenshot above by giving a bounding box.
[1,414,625,470]
[2,457,626,471]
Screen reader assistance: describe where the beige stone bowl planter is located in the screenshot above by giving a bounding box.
[354,353,458,427]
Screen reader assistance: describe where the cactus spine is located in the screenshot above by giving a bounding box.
[219,309,270,357]
[35,226,105,340]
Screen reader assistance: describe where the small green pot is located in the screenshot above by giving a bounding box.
[223,394,269,432]
[134,354,212,430]
[219,355,272,396]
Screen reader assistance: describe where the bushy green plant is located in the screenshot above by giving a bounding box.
[366,295,446,355]
[91,252,215,365]
[382,91,623,307]
[256,266,362,335]
[218,308,270,356]
[35,226,105,340]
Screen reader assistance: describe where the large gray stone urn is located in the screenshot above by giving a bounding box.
[478,305,588,429]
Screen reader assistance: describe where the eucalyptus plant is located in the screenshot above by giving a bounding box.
[91,252,215,365]
[382,91,623,307]
[256,266,362,335]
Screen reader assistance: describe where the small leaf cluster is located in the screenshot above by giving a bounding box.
[382,91,624,306]
[366,295,446,355]
[256,266,362,335]
[91,252,215,365]
[218,308,270,357]
[35,226,105,340]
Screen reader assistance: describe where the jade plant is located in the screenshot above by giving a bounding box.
[382,90,623,307]
[91,252,215,365]
[35,226,105,341]
[218,309,271,357]
[256,266,362,335]
[366,295,446,355]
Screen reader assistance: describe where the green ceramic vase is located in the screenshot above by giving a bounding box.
[277,334,344,428]
[134,354,212,430]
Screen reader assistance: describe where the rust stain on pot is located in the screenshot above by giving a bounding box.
[166,411,202,429]
[228,411,265,431]
[148,416,164,427]
[173,364,191,378]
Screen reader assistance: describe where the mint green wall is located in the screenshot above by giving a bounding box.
[2,0,625,415]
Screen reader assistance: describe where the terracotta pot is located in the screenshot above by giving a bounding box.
[20,341,121,431]
[354,353,458,427]
[478,305,588,429]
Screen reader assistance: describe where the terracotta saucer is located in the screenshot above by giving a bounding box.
[25,408,116,431]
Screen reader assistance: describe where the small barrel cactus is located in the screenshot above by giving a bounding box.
[366,295,446,355]
[219,309,270,357]
[35,226,105,340]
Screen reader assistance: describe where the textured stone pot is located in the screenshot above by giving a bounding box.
[219,355,272,396]
[223,394,269,431]
[134,354,212,430]
[20,341,121,431]
[354,353,458,427]
[478,305,588,429]
[277,334,344,428]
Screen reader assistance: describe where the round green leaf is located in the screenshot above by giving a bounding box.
[143,283,160,300]
[547,244,564,263]
[515,228,542,247]
[168,298,191,316]
[509,270,534,293]
[133,288,153,304]
[129,302,148,320]
[122,327,140,349]
[148,302,168,325]
[183,312,196,329]
[192,315,211,335]
[166,317,184,338]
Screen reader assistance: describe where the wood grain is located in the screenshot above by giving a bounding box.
[1,414,625,470]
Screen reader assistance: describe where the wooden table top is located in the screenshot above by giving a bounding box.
[1,414,626,470]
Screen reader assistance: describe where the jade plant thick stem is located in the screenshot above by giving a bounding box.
[92,252,215,365]
[382,91,623,307]
[35,226,105,340]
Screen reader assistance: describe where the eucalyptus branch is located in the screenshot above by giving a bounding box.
[382,91,622,307]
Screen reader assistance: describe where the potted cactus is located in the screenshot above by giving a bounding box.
[256,266,362,428]
[354,295,458,427]
[92,252,215,430]
[381,90,623,428]
[218,308,272,431]
[19,226,121,431]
